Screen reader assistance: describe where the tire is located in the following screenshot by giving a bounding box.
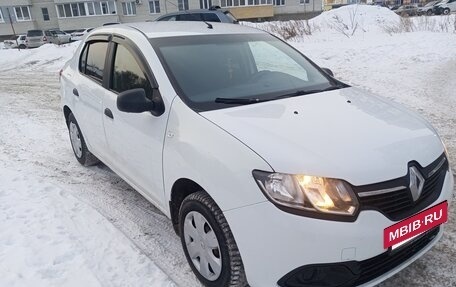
[18,44,26,49]
[426,9,433,16]
[179,191,247,287]
[67,113,100,166]
[443,8,450,15]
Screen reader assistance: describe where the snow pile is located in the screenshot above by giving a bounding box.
[311,4,400,33]
[245,5,456,38]
[0,41,79,72]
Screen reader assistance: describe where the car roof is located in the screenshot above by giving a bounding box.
[92,21,264,38]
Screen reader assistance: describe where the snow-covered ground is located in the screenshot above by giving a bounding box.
[0,5,455,286]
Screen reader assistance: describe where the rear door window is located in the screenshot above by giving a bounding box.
[81,41,109,83]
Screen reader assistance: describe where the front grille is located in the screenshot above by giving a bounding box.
[278,226,441,287]
[354,154,448,221]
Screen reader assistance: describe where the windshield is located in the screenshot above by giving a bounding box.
[27,30,43,37]
[151,34,341,111]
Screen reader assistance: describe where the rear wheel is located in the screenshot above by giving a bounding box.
[68,113,100,166]
[426,9,433,15]
[179,191,247,287]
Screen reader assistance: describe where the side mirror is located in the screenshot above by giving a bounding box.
[321,67,334,77]
[117,88,155,113]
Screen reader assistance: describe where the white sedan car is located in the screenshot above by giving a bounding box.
[60,22,453,287]
[70,28,94,41]
[3,34,27,49]
[46,29,72,44]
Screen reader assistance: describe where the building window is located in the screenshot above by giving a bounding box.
[122,2,137,15]
[200,0,212,8]
[274,0,285,5]
[149,0,161,13]
[221,0,272,7]
[79,3,87,16]
[41,7,50,21]
[299,0,310,4]
[56,2,116,18]
[0,9,4,23]
[178,0,189,10]
[71,3,80,16]
[14,6,31,21]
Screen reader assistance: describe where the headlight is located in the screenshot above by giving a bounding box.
[253,170,359,216]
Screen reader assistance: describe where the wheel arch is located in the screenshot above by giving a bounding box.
[63,105,72,127]
[169,178,206,235]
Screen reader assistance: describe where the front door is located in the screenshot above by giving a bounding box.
[102,39,168,207]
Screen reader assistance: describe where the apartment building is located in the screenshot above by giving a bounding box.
[0,0,322,37]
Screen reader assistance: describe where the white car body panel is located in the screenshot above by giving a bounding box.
[202,87,444,185]
[163,97,272,211]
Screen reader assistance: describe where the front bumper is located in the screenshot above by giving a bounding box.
[224,170,453,286]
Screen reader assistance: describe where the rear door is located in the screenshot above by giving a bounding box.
[73,37,110,158]
[101,36,168,207]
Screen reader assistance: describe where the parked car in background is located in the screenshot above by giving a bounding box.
[395,4,419,16]
[26,30,48,48]
[71,28,94,41]
[435,0,456,14]
[60,22,453,287]
[45,29,72,44]
[418,0,440,15]
[390,5,401,10]
[3,34,27,49]
[103,22,121,26]
[155,6,238,23]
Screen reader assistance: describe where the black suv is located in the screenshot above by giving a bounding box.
[155,6,238,23]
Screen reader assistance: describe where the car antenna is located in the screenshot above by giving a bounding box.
[203,21,213,29]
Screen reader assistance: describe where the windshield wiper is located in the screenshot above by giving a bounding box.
[215,85,346,105]
[274,85,346,100]
[215,97,267,105]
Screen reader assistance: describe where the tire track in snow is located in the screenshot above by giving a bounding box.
[0,70,202,287]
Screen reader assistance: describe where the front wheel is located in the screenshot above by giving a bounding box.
[179,191,247,287]
[426,9,433,15]
[67,113,100,166]
[443,8,450,15]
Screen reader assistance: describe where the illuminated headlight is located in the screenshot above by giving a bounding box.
[253,170,359,216]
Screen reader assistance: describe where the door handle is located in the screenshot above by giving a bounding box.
[104,108,114,119]
[72,88,79,97]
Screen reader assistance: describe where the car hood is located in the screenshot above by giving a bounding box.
[200,87,444,185]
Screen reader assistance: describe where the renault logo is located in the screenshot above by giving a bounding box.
[409,166,425,201]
